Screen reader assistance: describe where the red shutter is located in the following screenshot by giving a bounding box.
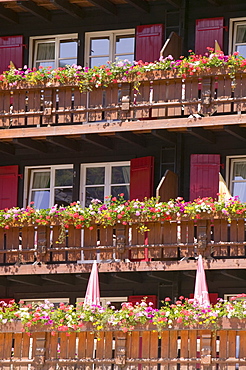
[195,17,224,55]
[189,293,218,305]
[135,24,164,62]
[130,156,154,200]
[0,165,18,209]
[0,36,24,73]
[189,154,220,201]
[128,295,157,309]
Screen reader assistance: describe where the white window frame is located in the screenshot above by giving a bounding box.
[224,294,246,301]
[24,164,73,208]
[229,18,246,55]
[226,155,246,197]
[84,29,135,67]
[80,161,130,207]
[29,33,78,69]
[77,296,128,307]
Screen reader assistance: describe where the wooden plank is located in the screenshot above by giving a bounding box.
[130,331,140,359]
[169,330,178,370]
[27,88,41,126]
[59,332,68,359]
[188,330,197,370]
[130,225,145,260]
[88,89,103,122]
[77,331,86,359]
[21,226,35,263]
[83,226,97,260]
[3,333,12,359]
[237,219,245,256]
[37,225,50,263]
[51,225,66,262]
[239,331,246,359]
[148,222,162,259]
[0,229,5,264]
[230,220,238,256]
[13,332,22,359]
[98,226,114,260]
[49,332,58,359]
[0,333,5,360]
[67,331,76,359]
[85,331,95,359]
[73,88,87,123]
[96,331,104,359]
[5,227,19,263]
[115,224,129,260]
[67,225,82,261]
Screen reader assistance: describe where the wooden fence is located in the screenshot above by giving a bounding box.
[0,217,246,264]
[0,70,245,127]
[0,323,246,369]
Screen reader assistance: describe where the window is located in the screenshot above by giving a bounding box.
[81,162,130,207]
[227,156,246,202]
[230,18,246,57]
[85,29,135,67]
[29,34,78,69]
[24,165,73,208]
[21,298,69,308]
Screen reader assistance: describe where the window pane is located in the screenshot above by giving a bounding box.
[236,25,246,43]
[59,59,77,68]
[37,42,55,60]
[36,61,55,68]
[31,190,50,209]
[232,183,246,202]
[32,172,50,189]
[55,169,73,186]
[233,162,246,180]
[115,36,134,54]
[90,56,109,68]
[55,188,72,206]
[111,166,130,184]
[111,185,129,199]
[60,40,77,58]
[85,186,104,206]
[236,45,246,58]
[86,167,105,185]
[90,38,109,56]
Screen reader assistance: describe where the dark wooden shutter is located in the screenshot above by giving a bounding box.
[135,24,164,62]
[0,165,18,209]
[190,154,220,200]
[130,156,154,200]
[195,17,224,55]
[128,295,157,308]
[0,36,24,73]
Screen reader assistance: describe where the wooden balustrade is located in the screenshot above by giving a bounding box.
[0,70,246,127]
[0,217,245,264]
[0,322,246,368]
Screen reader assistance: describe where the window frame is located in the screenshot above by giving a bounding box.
[226,155,246,198]
[77,296,128,308]
[229,18,246,55]
[80,161,130,207]
[84,29,135,67]
[29,33,78,69]
[24,164,73,208]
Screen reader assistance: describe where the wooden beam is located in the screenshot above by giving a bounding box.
[0,4,18,23]
[1,259,246,275]
[147,272,173,283]
[87,0,117,15]
[76,273,109,285]
[0,143,15,156]
[7,276,43,286]
[124,0,149,12]
[50,0,84,18]
[116,132,146,147]
[224,125,246,142]
[42,275,76,285]
[13,138,47,152]
[17,1,51,21]
[1,114,246,140]
[81,134,113,150]
[221,271,246,282]
[151,129,176,144]
[187,127,215,143]
[165,0,181,8]
[46,136,80,151]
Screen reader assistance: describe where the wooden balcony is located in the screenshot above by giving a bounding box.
[1,217,246,267]
[0,69,246,131]
[0,321,246,368]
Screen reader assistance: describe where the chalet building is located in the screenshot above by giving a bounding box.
[0,0,245,308]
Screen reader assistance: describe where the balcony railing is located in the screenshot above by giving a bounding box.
[0,321,246,368]
[1,217,246,264]
[0,70,245,128]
